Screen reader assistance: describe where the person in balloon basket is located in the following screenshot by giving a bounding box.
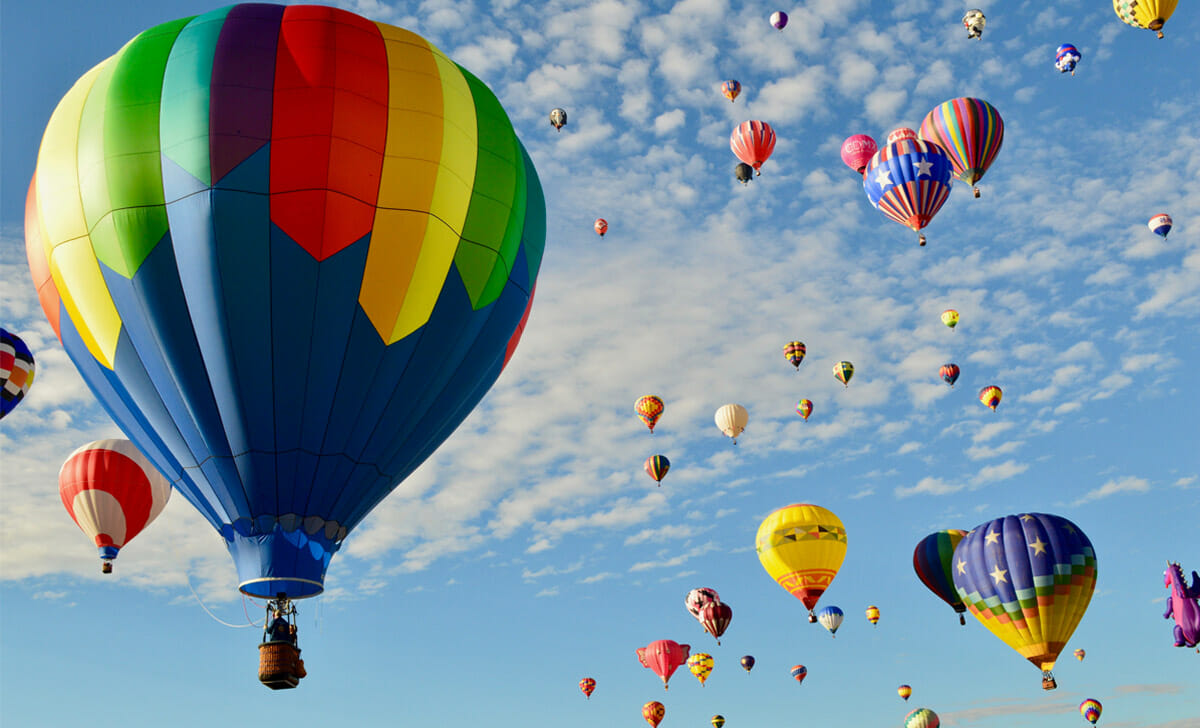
[266,610,294,644]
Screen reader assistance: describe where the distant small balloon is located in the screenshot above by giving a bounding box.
[711,716,725,728]
[790,664,807,683]
[941,309,960,329]
[1074,648,1086,661]
[940,363,960,387]
[740,655,755,672]
[714,403,749,444]
[735,163,754,185]
[645,454,670,485]
[865,605,880,626]
[579,677,595,698]
[784,341,806,369]
[833,361,854,387]
[594,218,608,237]
[770,10,788,29]
[1055,44,1082,75]
[1080,698,1102,726]
[963,9,986,39]
[796,399,813,421]
[818,605,844,637]
[643,701,665,728]
[722,80,741,102]
[898,684,913,701]
[550,108,568,131]
[1149,213,1172,238]
[840,134,878,175]
[979,385,1003,411]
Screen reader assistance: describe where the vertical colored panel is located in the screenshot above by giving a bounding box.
[160,6,233,187]
[519,143,546,288]
[269,5,387,260]
[24,176,63,336]
[210,3,283,183]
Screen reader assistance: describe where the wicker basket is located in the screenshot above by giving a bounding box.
[259,642,301,690]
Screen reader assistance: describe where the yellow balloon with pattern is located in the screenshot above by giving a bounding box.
[1114,0,1177,38]
[687,653,714,686]
[756,504,847,622]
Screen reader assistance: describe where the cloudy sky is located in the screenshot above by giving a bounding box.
[1,1,1198,726]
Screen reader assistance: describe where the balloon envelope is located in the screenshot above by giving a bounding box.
[796,399,813,421]
[904,708,940,728]
[595,218,608,236]
[1080,699,1102,725]
[783,340,806,369]
[1149,214,1172,237]
[941,309,960,328]
[940,364,960,386]
[818,605,844,636]
[687,653,713,685]
[840,135,878,175]
[686,587,721,620]
[770,11,788,29]
[711,716,725,728]
[721,80,741,102]
[637,640,691,689]
[579,677,595,698]
[863,138,954,240]
[550,108,567,130]
[898,684,913,701]
[756,503,847,619]
[700,602,733,643]
[979,385,1003,411]
[790,664,807,683]
[740,655,755,672]
[714,403,749,442]
[1114,0,1177,37]
[913,529,970,623]
[645,454,670,484]
[636,395,665,432]
[0,328,35,419]
[833,361,854,386]
[865,605,880,625]
[25,4,545,599]
[1074,648,1086,661]
[643,701,665,728]
[918,98,1004,192]
[730,121,776,173]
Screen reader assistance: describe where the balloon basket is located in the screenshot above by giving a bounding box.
[101,562,113,574]
[973,188,980,198]
[1041,674,1057,691]
[259,642,304,690]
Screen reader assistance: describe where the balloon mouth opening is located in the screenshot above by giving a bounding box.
[1149,19,1164,30]
[239,578,325,600]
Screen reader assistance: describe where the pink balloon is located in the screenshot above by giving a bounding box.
[840,134,878,174]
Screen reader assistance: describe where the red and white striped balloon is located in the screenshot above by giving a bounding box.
[730,121,776,175]
[59,439,171,572]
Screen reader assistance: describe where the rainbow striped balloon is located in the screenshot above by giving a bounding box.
[919,97,1004,196]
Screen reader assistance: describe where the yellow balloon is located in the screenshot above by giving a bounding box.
[1114,0,1177,38]
[756,504,847,621]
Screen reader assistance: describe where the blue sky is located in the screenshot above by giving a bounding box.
[2,0,1199,726]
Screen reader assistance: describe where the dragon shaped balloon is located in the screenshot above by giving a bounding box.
[1164,561,1200,650]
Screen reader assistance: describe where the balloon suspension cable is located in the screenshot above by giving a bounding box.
[184,569,262,629]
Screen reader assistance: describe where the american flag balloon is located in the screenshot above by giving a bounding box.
[863,138,954,246]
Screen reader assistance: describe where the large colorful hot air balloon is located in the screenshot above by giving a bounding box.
[730,121,776,176]
[863,137,954,245]
[796,399,813,421]
[784,341,806,370]
[840,135,878,175]
[865,605,880,626]
[1080,698,1102,725]
[59,439,172,573]
[700,602,733,644]
[739,655,755,672]
[941,309,959,329]
[595,218,609,237]
[645,454,670,485]
[833,361,854,387]
[550,108,567,131]
[579,677,595,698]
[940,364,960,387]
[1149,214,1173,238]
[0,328,35,420]
[790,664,807,684]
[904,708,940,728]
[1074,648,1086,661]
[643,701,665,728]
[687,652,714,686]
[979,385,1003,411]
[1114,0,1177,38]
[714,403,748,444]
[963,9,986,39]
[1055,44,1082,75]
[913,529,969,624]
[636,395,665,432]
[818,605,844,637]
[711,716,725,728]
[25,4,545,602]
[953,513,1098,690]
[686,587,721,621]
[637,640,691,690]
[721,80,741,102]
[918,97,1004,198]
[770,11,788,30]
[757,503,847,622]
[898,684,913,701]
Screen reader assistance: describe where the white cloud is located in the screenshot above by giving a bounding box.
[1073,476,1151,505]
[895,477,964,498]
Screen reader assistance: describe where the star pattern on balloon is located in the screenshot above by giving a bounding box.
[1028,536,1048,555]
[985,529,1001,545]
[989,565,1009,584]
[873,166,893,186]
[957,558,968,575]
[914,158,933,176]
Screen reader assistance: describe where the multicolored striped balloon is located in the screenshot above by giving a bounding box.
[979,385,1003,411]
[897,684,913,701]
[721,80,741,102]
[865,604,880,626]
[918,97,1004,197]
[730,121,776,174]
[645,454,670,485]
[1080,698,1102,725]
[940,363,960,387]
[913,529,969,624]
[796,398,813,421]
[784,340,806,369]
[0,328,35,420]
[904,708,940,728]
[863,138,954,245]
[953,513,1098,690]
[25,4,544,599]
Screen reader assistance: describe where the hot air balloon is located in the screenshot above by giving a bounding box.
[940,364,960,387]
[59,439,172,573]
[721,80,741,102]
[686,587,721,621]
[833,361,854,387]
[784,341,806,369]
[700,602,733,644]
[757,503,847,622]
[0,328,35,420]
[550,107,568,131]
[579,677,595,698]
[863,136,954,245]
[818,605,844,637]
[1149,214,1172,238]
[739,655,755,672]
[637,640,691,690]
[1055,44,1082,75]
[790,664,807,684]
[1080,699,1102,725]
[979,385,1003,411]
[918,98,1004,198]
[865,605,880,626]
[643,701,665,728]
[687,653,714,686]
[963,9,986,38]
[1114,0,1177,38]
[796,399,813,421]
[898,684,913,701]
[941,309,959,329]
[735,163,754,185]
[595,218,609,237]
[711,716,725,728]
[25,5,545,612]
[904,708,940,728]
[645,454,670,485]
[770,11,788,30]
[952,513,1098,690]
[714,403,748,444]
[1074,648,1086,661]
[913,529,970,624]
[636,396,665,432]
[840,135,878,175]
[888,128,918,144]
[730,121,776,176]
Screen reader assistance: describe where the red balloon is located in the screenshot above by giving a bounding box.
[636,639,691,690]
[579,677,595,698]
[594,218,608,236]
[700,602,733,644]
[730,121,776,175]
[643,701,666,728]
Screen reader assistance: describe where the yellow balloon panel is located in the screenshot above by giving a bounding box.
[756,504,847,609]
